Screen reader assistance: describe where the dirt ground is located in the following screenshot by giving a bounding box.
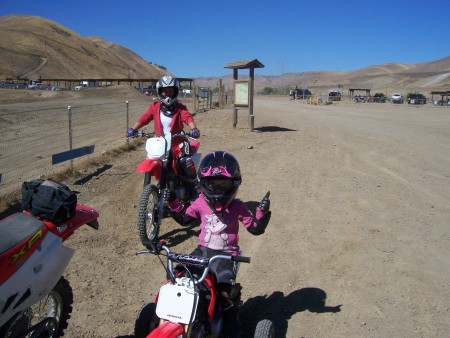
[2,89,450,338]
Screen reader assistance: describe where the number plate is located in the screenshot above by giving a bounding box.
[156,283,198,324]
[145,137,167,159]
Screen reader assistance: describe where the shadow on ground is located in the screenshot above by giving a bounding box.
[254,126,297,132]
[240,288,342,338]
[73,164,113,185]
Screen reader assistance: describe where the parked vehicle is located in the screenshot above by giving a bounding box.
[433,99,450,106]
[407,93,427,104]
[0,185,99,337]
[130,131,201,243]
[27,82,43,89]
[199,87,208,99]
[15,83,28,89]
[354,95,366,103]
[372,93,387,103]
[182,88,193,95]
[391,93,404,104]
[0,81,15,89]
[74,84,88,90]
[328,90,341,101]
[294,88,312,99]
[134,241,275,338]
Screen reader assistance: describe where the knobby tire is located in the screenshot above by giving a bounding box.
[138,184,160,243]
[134,303,159,338]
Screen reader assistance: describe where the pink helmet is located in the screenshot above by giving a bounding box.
[198,151,241,211]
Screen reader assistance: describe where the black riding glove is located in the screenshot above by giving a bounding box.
[258,191,271,212]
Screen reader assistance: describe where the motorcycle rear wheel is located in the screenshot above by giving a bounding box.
[138,184,160,243]
[254,319,275,338]
[0,277,73,338]
[134,303,159,338]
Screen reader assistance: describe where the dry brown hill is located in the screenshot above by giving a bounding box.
[196,57,450,94]
[0,15,169,80]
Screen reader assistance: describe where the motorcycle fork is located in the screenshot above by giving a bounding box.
[155,160,170,225]
[143,171,151,187]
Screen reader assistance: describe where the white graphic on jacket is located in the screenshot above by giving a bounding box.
[204,214,229,249]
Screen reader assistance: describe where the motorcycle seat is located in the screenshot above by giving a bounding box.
[0,212,44,255]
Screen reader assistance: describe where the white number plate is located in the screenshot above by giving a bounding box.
[156,283,198,324]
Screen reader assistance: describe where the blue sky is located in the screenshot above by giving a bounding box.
[1,0,449,78]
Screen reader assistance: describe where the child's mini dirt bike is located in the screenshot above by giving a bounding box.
[0,204,99,337]
[134,241,275,338]
[132,131,201,243]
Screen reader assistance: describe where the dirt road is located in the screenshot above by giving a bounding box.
[6,90,450,337]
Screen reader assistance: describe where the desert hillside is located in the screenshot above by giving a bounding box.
[0,15,169,80]
[0,15,449,94]
[195,57,450,93]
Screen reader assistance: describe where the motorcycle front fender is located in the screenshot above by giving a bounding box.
[148,320,184,337]
[136,159,162,180]
[43,204,100,242]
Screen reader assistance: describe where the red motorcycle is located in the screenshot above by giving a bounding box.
[132,131,201,243]
[134,241,275,338]
[0,203,99,337]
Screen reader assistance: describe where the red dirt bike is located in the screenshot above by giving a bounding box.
[131,131,201,243]
[134,241,275,338]
[0,204,99,337]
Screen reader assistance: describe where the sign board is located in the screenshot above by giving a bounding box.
[52,145,95,165]
[234,81,249,107]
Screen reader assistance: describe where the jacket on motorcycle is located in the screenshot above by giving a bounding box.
[167,194,271,256]
[137,101,195,137]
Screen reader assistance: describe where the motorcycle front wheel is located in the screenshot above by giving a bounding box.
[254,319,275,338]
[138,184,160,243]
[0,277,73,338]
[134,303,159,338]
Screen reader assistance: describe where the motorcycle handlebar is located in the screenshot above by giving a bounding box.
[136,242,250,283]
[163,245,250,266]
[232,255,251,263]
[131,130,197,141]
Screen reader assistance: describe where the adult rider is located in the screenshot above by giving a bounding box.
[126,75,200,192]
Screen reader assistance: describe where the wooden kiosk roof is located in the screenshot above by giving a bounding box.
[224,59,265,69]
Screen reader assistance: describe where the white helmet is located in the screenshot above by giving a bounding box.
[156,75,179,108]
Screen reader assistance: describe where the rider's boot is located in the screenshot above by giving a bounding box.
[179,155,199,198]
[187,178,199,199]
[219,283,243,338]
[222,304,242,338]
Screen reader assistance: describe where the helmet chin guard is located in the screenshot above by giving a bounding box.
[160,103,175,117]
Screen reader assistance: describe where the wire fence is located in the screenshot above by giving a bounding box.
[0,85,235,200]
[0,96,154,199]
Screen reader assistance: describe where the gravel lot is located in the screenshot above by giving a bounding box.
[2,89,450,337]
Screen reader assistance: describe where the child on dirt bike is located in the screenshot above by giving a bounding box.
[164,150,271,337]
[126,75,200,191]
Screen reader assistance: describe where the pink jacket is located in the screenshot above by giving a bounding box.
[168,194,269,256]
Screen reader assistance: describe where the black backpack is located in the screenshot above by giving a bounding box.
[21,179,77,223]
